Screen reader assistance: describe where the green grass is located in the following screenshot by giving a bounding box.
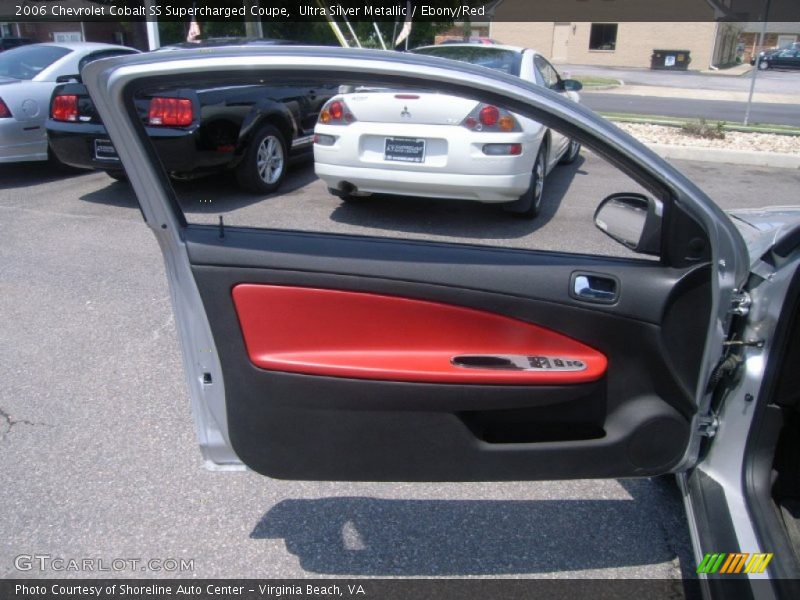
[598,112,800,136]
[572,75,621,88]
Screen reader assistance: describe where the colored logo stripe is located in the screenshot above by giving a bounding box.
[697,553,774,574]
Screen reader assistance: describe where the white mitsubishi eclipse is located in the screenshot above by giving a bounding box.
[313,44,583,218]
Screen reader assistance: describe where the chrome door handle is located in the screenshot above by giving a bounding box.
[572,274,618,303]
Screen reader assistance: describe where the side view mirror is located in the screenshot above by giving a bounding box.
[594,193,662,256]
[560,79,583,92]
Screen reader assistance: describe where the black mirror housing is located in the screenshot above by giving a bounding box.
[594,193,662,256]
[561,79,583,92]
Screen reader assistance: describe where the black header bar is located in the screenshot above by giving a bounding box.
[2,0,800,23]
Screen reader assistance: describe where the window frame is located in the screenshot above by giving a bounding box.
[589,23,619,52]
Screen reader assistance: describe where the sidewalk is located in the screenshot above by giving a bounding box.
[699,63,753,76]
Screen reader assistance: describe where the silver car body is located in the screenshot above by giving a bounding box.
[0,42,134,163]
[681,207,800,593]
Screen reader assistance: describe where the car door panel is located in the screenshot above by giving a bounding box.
[185,227,678,324]
[186,225,704,481]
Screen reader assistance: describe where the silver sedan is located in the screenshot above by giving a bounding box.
[0,42,137,163]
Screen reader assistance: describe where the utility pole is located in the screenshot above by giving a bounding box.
[144,0,160,50]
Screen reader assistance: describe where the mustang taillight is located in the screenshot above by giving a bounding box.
[461,103,520,132]
[148,97,193,127]
[0,97,11,118]
[319,98,355,125]
[51,95,78,122]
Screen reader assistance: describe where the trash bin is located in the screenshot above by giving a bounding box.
[651,49,691,70]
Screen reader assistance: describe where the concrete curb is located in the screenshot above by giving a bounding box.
[646,143,800,168]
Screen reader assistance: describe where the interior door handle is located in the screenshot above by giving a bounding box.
[571,273,618,304]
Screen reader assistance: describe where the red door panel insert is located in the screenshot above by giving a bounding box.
[232,285,607,384]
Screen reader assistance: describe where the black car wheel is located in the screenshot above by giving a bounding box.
[236,124,287,194]
[559,139,581,165]
[503,143,546,219]
[758,60,770,70]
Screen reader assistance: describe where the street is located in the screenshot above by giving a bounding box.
[1,153,798,581]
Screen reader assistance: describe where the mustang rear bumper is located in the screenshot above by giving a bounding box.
[47,120,229,174]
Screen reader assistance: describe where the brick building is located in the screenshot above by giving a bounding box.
[489,21,742,69]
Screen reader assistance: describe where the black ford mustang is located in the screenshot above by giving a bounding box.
[47,39,336,193]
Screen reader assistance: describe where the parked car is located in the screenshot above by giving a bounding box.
[313,44,582,218]
[83,46,800,594]
[0,42,137,163]
[47,39,335,193]
[756,43,800,70]
[0,37,34,52]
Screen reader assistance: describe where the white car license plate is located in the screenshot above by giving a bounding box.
[94,138,119,161]
[384,137,425,163]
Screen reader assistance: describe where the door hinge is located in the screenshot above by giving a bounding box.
[729,289,752,317]
[698,413,719,438]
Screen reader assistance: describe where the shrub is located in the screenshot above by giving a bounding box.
[681,118,726,140]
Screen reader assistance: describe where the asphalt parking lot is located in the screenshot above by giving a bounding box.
[1,153,798,581]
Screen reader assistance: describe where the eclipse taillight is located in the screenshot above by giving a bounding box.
[461,104,519,132]
[148,97,193,127]
[0,97,11,118]
[329,100,343,120]
[51,95,78,122]
[479,105,500,127]
[319,98,355,125]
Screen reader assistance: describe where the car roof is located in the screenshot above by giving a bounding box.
[30,42,136,52]
[163,38,300,50]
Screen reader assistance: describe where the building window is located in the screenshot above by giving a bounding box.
[589,23,618,51]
